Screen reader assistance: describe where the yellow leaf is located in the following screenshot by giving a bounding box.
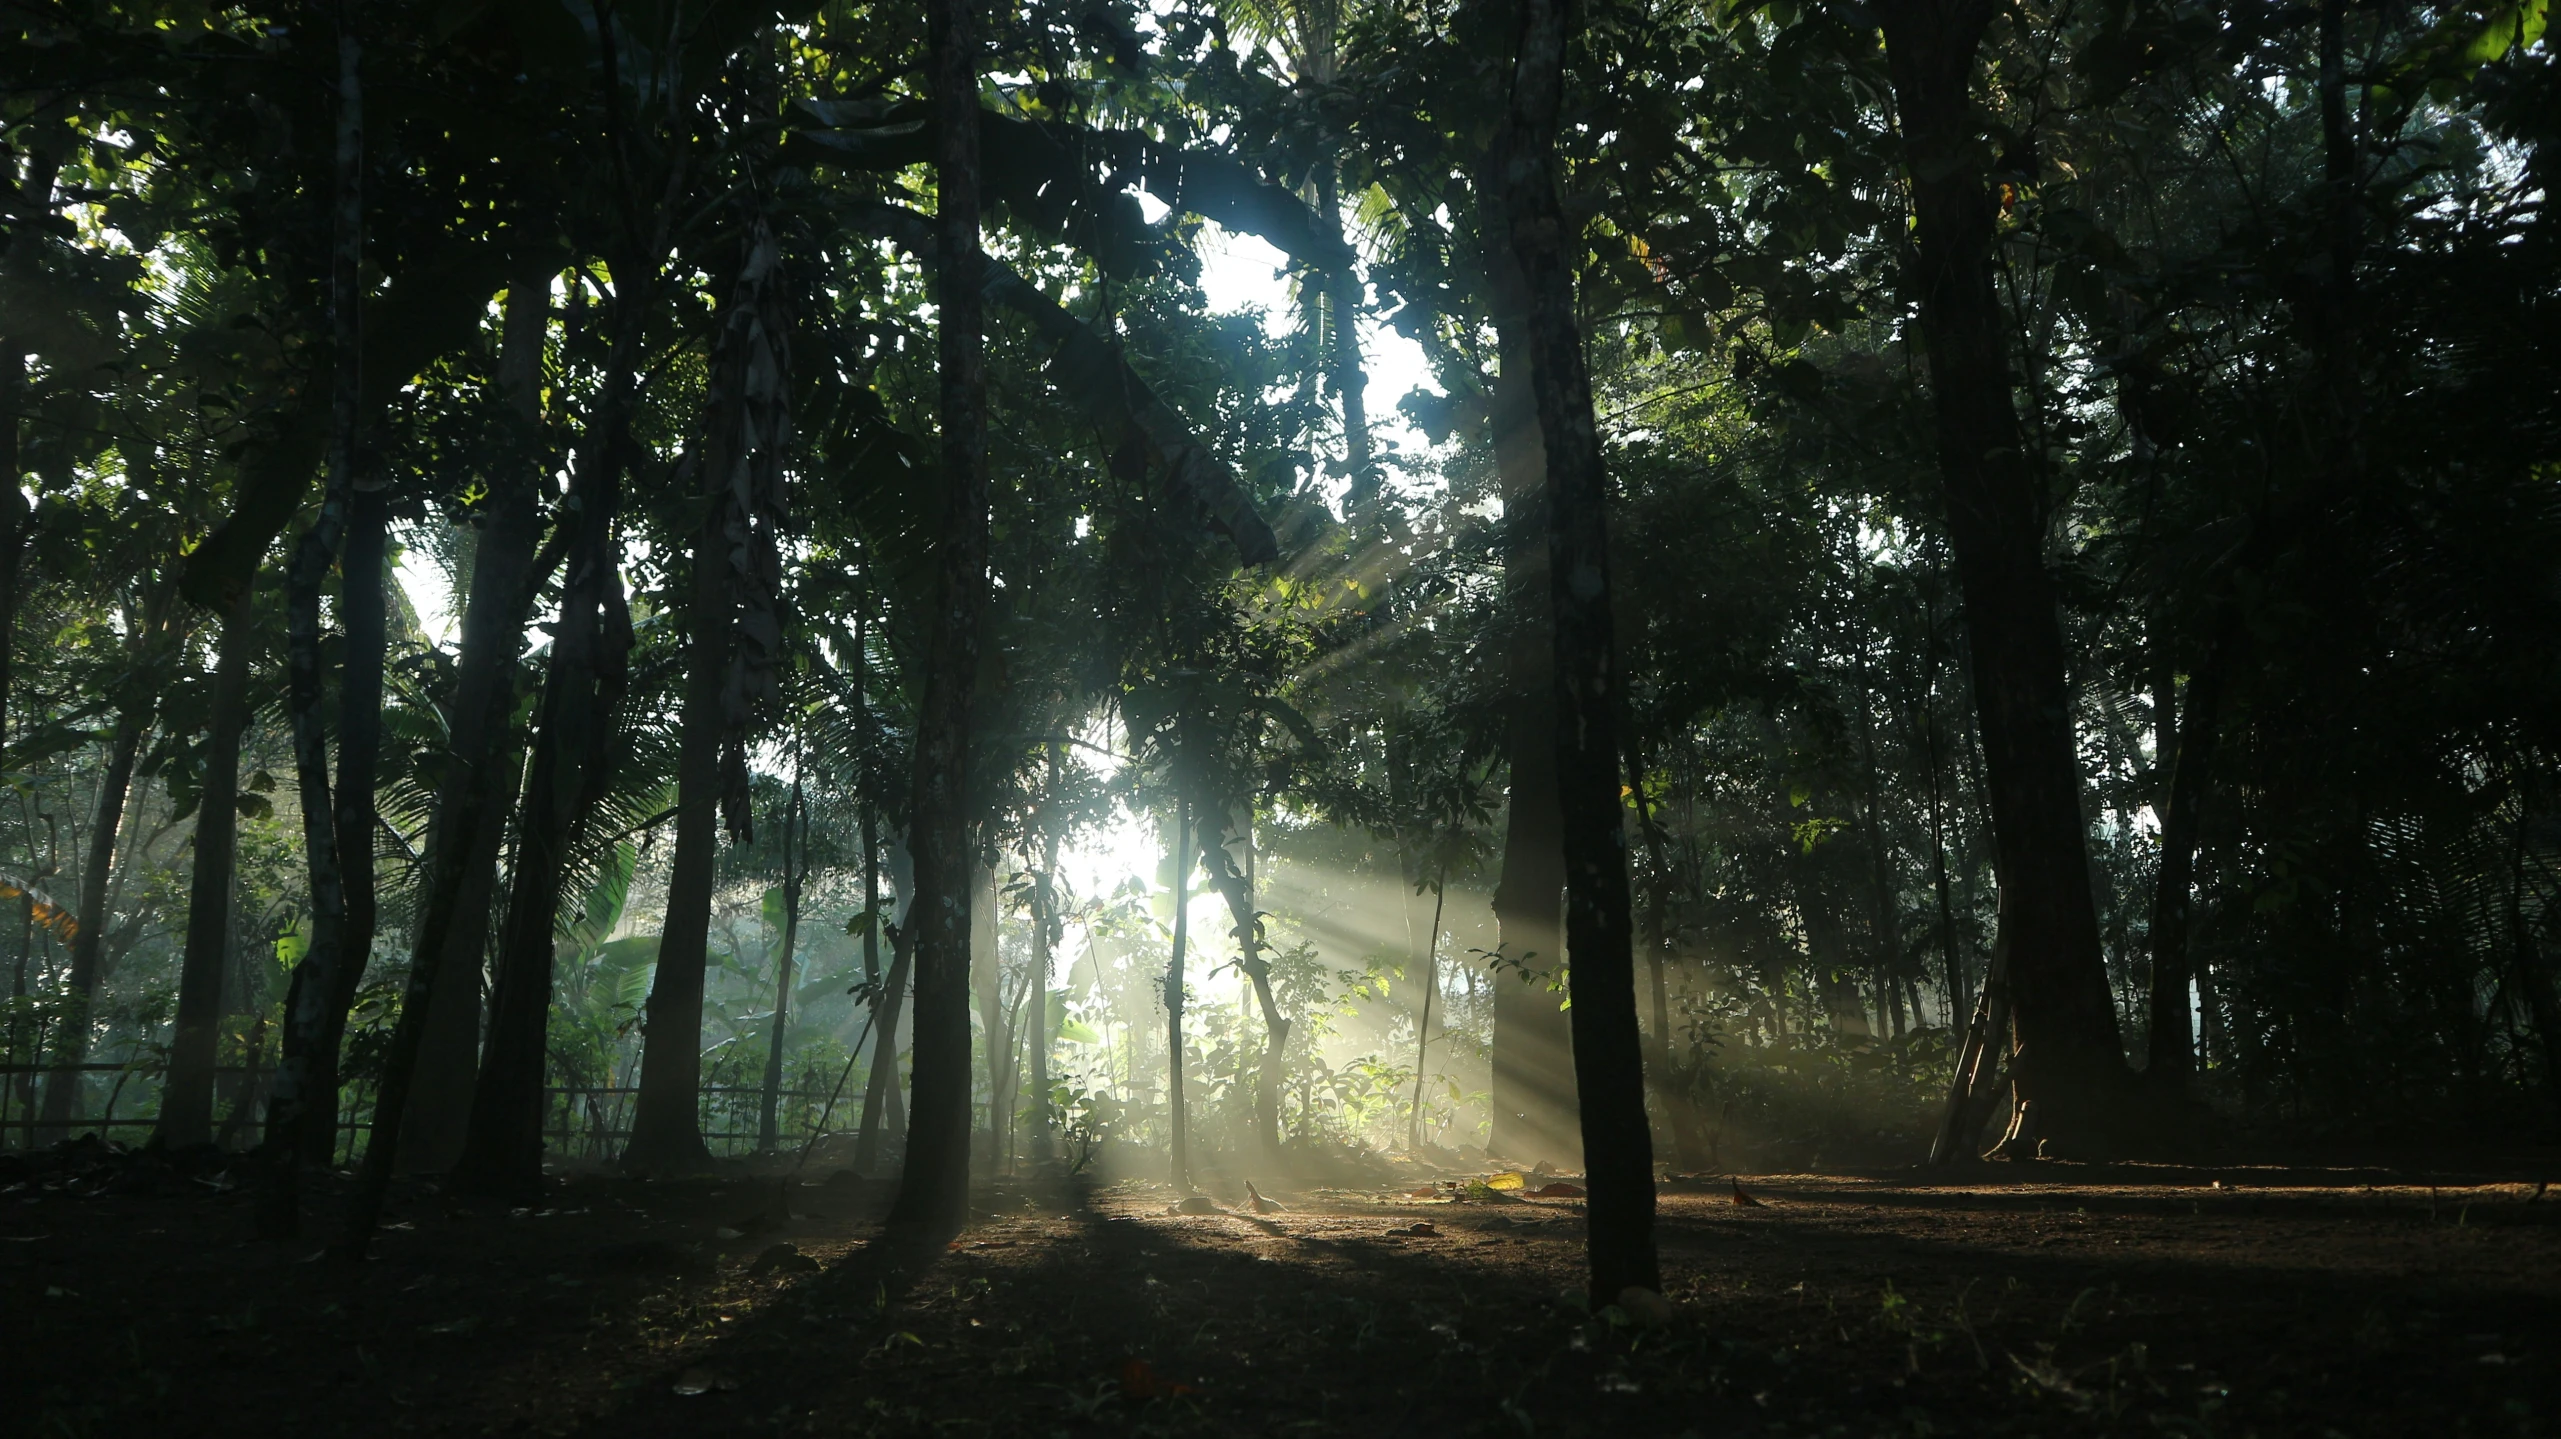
[1485,1171,1528,1191]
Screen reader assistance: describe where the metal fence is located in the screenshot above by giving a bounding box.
[0,1063,863,1162]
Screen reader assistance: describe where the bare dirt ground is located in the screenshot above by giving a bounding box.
[6,1146,2557,1438]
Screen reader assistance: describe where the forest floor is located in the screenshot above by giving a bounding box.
[5,1143,2558,1439]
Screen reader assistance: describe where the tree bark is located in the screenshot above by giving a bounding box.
[1500,0,1659,1305]
[1878,0,2131,1152]
[257,12,364,1235]
[1482,229,1580,1171]
[37,702,150,1136]
[1164,799,1191,1191]
[452,408,634,1199]
[758,777,805,1152]
[156,585,256,1149]
[1196,811,1287,1161]
[852,837,915,1177]
[622,493,732,1173]
[304,480,388,1166]
[1027,744,1060,1164]
[886,0,990,1238]
[398,265,556,1174]
[2145,620,2230,1089]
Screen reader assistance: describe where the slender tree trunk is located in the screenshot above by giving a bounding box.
[1482,225,1580,1171]
[0,349,28,765]
[887,0,990,1237]
[399,265,556,1174]
[304,482,388,1166]
[257,13,364,1235]
[1165,799,1191,1191]
[1409,880,1446,1151]
[623,497,732,1173]
[453,400,634,1198]
[1501,0,1659,1305]
[1878,0,2130,1152]
[1315,168,1373,508]
[758,777,805,1152]
[1628,747,1708,1169]
[157,586,256,1149]
[971,860,1006,1165]
[37,704,150,1135]
[2145,620,2230,1089]
[1028,745,1060,1164]
[1197,812,1288,1161]
[853,879,915,1176]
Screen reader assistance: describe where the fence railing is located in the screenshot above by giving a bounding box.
[0,1064,865,1162]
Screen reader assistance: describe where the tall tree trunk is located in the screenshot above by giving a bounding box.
[758,776,805,1152]
[623,497,733,1173]
[2145,621,2230,1089]
[1482,226,1580,1171]
[304,481,388,1165]
[1315,167,1373,509]
[1164,800,1192,1191]
[1198,812,1287,1161]
[452,402,634,1198]
[971,859,1007,1166]
[37,703,150,1135]
[398,264,556,1174]
[1500,0,1659,1305]
[0,348,29,766]
[257,11,364,1235]
[1027,744,1060,1164]
[1878,0,2130,1152]
[156,586,256,1149]
[887,0,990,1238]
[1628,745,1708,1170]
[852,839,915,1177]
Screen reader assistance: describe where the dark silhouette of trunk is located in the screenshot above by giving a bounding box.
[887,0,990,1238]
[1500,0,1659,1304]
[1198,812,1287,1160]
[1931,891,2013,1164]
[1409,880,1446,1151]
[971,861,1007,1166]
[758,777,806,1152]
[1878,0,2130,1152]
[38,701,150,1135]
[1315,167,1372,508]
[0,351,28,763]
[2145,620,2230,1089]
[338,473,562,1252]
[1027,745,1060,1164]
[452,401,634,1199]
[1482,227,1580,1171]
[398,266,556,1174]
[257,14,364,1235]
[1164,799,1192,1191]
[304,481,388,1166]
[623,498,732,1173]
[852,839,915,1177]
[156,586,256,1149]
[1627,744,1708,1169]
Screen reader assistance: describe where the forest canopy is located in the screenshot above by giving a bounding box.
[0,0,2555,1310]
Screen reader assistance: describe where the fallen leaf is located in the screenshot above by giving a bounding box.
[1401,1221,1439,1237]
[1171,1195,1220,1215]
[713,1226,745,1240]
[1731,1178,1766,1208]
[1531,1182,1585,1198]
[1484,1172,1528,1191]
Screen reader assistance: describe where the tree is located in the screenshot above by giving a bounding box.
[1497,0,1657,1306]
[886,0,996,1238]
